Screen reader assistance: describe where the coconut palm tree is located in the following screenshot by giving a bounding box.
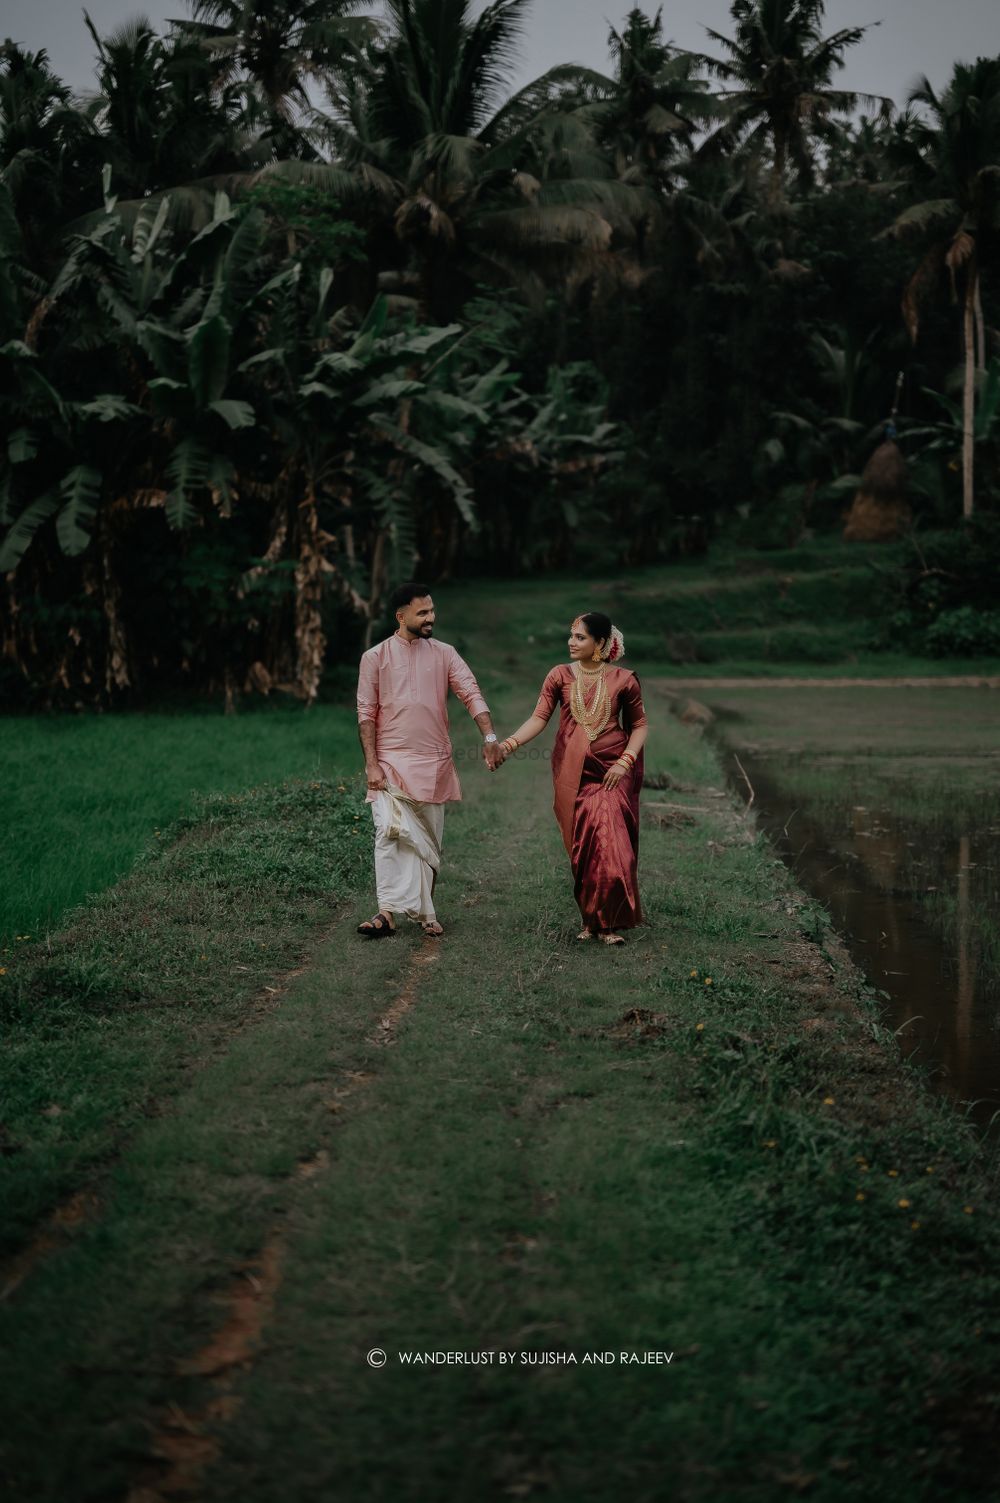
[0,41,93,249]
[59,13,283,241]
[695,0,889,208]
[549,7,718,195]
[283,0,648,319]
[178,0,378,154]
[80,12,257,201]
[882,57,1000,518]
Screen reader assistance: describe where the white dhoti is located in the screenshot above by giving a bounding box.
[371,784,445,923]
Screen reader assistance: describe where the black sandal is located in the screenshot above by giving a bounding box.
[357,912,396,939]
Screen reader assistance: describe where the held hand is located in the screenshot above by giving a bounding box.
[366,762,388,792]
[483,740,505,771]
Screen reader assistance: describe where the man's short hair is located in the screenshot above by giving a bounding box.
[390,582,432,612]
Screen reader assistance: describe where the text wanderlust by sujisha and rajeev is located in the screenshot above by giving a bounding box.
[398,1351,673,1365]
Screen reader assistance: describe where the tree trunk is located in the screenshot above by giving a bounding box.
[962,261,977,519]
[973,273,986,373]
[364,529,389,650]
[294,480,327,705]
[769,129,788,209]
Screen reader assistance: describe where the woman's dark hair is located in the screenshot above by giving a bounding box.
[577,610,612,647]
[390,581,432,612]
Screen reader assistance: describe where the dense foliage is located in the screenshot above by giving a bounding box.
[1,1,999,705]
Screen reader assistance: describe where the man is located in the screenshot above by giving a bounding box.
[355,582,502,939]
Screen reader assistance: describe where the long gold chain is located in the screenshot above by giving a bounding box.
[569,662,612,740]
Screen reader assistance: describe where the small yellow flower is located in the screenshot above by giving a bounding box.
[763,1139,777,1148]
[925,1166,935,1174]
[695,1022,705,1031]
[823,1096,835,1105]
[337,785,347,793]
[898,1198,911,1209]
[704,977,713,986]
[887,1169,898,1178]
[964,1205,974,1214]
[0,967,6,975]
[910,1220,921,1230]
[856,1192,866,1202]
[690,969,699,978]
[859,1164,869,1172]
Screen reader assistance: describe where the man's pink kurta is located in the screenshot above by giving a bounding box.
[356,633,490,804]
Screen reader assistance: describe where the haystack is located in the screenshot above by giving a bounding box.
[842,439,911,541]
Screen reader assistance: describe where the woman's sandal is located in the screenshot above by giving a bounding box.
[420,920,444,937]
[357,912,396,938]
[576,928,594,941]
[599,932,626,946]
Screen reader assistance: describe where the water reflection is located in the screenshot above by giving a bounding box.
[725,750,1000,1132]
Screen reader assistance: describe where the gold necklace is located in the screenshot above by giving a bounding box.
[569,662,612,740]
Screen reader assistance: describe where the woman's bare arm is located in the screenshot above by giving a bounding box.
[623,724,648,760]
[501,712,549,748]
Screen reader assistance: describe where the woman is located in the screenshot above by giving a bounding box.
[498,612,648,945]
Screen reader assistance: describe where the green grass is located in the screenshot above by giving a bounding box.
[699,683,1000,1079]
[6,537,999,950]
[1,702,361,945]
[2,689,999,1501]
[0,774,372,1258]
[3,551,1000,1497]
[432,539,1000,678]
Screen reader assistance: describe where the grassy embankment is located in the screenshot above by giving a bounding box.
[700,684,1000,1032]
[432,536,1000,682]
[2,669,999,1500]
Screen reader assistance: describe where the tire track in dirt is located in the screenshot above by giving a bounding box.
[122,936,440,1503]
[0,915,344,1305]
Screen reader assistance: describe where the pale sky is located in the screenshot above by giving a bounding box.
[4,0,999,109]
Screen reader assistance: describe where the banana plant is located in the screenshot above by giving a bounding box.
[900,359,1000,508]
[904,360,1000,452]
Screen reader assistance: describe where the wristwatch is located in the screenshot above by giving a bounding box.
[483,732,498,744]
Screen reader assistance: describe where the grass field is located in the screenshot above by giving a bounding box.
[2,673,999,1500]
[2,704,362,945]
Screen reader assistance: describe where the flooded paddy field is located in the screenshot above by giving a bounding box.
[702,686,1000,1131]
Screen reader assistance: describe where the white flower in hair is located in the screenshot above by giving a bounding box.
[602,626,625,662]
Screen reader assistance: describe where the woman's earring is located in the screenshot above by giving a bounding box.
[592,646,602,663]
